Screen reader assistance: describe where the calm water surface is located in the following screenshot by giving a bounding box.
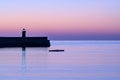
[0,41,120,80]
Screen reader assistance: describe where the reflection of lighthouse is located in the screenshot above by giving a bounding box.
[22,47,26,69]
[22,28,26,38]
[22,47,26,79]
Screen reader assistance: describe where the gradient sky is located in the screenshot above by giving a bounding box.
[0,0,120,40]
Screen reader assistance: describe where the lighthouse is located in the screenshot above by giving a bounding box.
[0,28,50,47]
[22,28,26,38]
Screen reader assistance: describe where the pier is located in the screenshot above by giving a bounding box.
[0,29,50,47]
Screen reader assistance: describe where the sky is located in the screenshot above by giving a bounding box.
[0,0,120,40]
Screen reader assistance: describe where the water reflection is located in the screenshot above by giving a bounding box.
[22,47,26,68]
[22,47,26,79]
[21,47,49,79]
[0,41,120,80]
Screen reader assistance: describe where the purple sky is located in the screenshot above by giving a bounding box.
[0,0,120,40]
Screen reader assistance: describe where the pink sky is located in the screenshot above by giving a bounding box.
[0,0,120,39]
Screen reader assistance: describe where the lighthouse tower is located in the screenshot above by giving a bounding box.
[22,28,26,38]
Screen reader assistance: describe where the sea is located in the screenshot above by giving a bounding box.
[0,41,120,80]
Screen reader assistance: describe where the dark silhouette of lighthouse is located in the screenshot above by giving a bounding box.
[0,28,50,47]
[22,28,26,38]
